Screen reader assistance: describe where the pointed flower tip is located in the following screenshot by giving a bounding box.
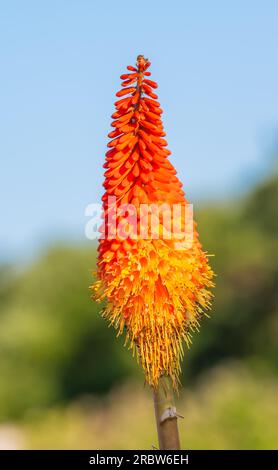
[126,55,151,73]
[136,54,151,71]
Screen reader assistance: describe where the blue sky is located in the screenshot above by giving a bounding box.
[1,0,278,261]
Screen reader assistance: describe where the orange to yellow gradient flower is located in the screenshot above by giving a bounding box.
[91,55,214,388]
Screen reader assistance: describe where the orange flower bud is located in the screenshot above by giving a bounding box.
[116,86,136,97]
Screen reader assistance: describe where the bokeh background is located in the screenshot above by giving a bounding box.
[1,0,278,449]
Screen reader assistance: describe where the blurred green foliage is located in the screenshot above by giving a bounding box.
[0,247,137,420]
[0,172,278,429]
[187,173,278,380]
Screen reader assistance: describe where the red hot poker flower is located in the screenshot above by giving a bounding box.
[92,55,214,388]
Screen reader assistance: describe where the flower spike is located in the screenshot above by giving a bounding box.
[91,55,214,388]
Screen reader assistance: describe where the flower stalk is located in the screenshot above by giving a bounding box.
[153,375,181,450]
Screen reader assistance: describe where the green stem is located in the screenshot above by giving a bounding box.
[153,375,181,450]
